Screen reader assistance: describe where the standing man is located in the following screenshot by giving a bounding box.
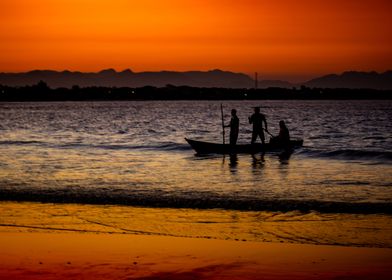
[225,109,239,145]
[249,107,268,144]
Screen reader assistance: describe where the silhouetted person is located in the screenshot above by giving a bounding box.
[225,109,239,145]
[271,120,292,159]
[277,120,290,146]
[248,107,268,144]
[271,120,290,147]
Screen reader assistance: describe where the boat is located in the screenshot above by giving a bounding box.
[185,138,303,155]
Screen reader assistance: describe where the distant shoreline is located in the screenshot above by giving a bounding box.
[1,69,391,90]
[1,83,391,101]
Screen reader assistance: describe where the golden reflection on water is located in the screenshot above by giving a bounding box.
[1,145,391,203]
[1,202,391,248]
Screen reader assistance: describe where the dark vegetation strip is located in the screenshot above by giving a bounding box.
[1,82,391,101]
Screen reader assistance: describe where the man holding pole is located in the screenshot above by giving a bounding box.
[225,109,239,146]
[249,107,268,145]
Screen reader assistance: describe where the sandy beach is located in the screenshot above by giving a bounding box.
[1,231,392,280]
[1,202,392,279]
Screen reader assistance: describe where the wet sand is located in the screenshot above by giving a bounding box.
[1,232,392,280]
[1,202,392,247]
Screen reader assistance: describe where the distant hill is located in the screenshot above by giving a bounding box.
[1,69,391,89]
[304,71,392,90]
[0,69,255,89]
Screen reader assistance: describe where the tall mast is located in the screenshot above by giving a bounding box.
[255,72,258,89]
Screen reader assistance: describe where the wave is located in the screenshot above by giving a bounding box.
[156,142,191,151]
[0,140,43,145]
[60,142,191,151]
[1,139,391,162]
[0,139,192,152]
[0,188,390,214]
[298,148,392,162]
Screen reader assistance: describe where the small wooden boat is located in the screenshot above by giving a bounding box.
[185,138,303,155]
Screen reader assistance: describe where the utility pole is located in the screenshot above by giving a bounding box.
[255,72,258,89]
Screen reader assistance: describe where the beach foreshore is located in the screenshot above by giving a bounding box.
[1,231,392,280]
[1,201,392,279]
[1,202,392,247]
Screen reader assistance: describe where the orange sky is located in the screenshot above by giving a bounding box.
[0,0,391,81]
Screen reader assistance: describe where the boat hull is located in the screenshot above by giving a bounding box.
[185,138,303,155]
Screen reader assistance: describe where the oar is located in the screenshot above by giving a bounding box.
[220,104,225,144]
[264,128,274,138]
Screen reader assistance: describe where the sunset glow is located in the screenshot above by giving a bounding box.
[1,0,391,81]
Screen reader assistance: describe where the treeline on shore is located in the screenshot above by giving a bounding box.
[0,81,391,101]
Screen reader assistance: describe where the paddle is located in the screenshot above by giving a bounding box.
[264,128,274,138]
[220,104,225,144]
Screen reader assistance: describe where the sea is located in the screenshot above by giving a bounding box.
[1,100,391,247]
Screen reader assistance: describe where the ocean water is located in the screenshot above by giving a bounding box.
[0,100,391,214]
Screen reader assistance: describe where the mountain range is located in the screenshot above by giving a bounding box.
[0,69,391,89]
[305,71,392,90]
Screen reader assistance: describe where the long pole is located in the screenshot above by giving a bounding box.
[220,103,225,144]
[264,128,274,137]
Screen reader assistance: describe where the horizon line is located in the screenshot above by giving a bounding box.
[1,68,391,84]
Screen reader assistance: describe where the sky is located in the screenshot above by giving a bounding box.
[0,0,391,82]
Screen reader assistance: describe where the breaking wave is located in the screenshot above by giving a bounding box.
[0,187,390,214]
[298,148,392,162]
